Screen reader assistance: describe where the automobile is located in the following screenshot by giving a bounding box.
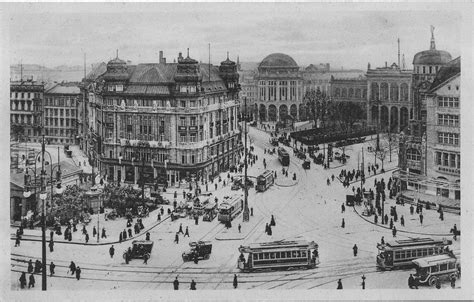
[250,121,257,127]
[231,181,241,190]
[270,138,279,146]
[297,152,307,160]
[123,240,154,260]
[182,241,213,262]
[302,159,311,170]
[234,177,254,188]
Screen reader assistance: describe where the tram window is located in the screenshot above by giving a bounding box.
[276,252,280,259]
[264,253,269,259]
[422,250,427,256]
[302,251,306,258]
[259,253,263,260]
[287,252,291,258]
[270,253,275,259]
[417,250,422,257]
[400,251,405,259]
[448,262,455,269]
[440,263,448,271]
[431,265,439,273]
[395,251,400,259]
[296,251,300,257]
[253,254,258,260]
[292,251,297,258]
[406,250,411,258]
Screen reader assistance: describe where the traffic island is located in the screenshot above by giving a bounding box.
[274,176,298,187]
[215,216,263,241]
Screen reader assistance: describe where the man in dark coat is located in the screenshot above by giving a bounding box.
[27,260,33,273]
[50,262,55,276]
[93,226,97,237]
[28,273,35,288]
[109,245,115,258]
[119,232,123,242]
[190,279,196,290]
[128,228,132,238]
[173,276,179,290]
[76,266,81,280]
[270,215,276,226]
[34,260,42,273]
[49,240,54,252]
[174,233,179,244]
[19,272,27,289]
[184,227,189,237]
[353,244,358,257]
[337,279,343,289]
[233,274,238,289]
[69,261,76,275]
[178,223,184,234]
[123,229,127,240]
[341,218,345,228]
[146,232,150,241]
[101,228,107,239]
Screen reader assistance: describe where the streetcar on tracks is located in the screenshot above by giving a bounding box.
[217,194,243,223]
[237,240,319,272]
[256,170,274,192]
[277,147,290,166]
[412,253,459,286]
[376,237,452,270]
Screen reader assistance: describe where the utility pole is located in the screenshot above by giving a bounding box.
[243,97,249,222]
[40,135,47,290]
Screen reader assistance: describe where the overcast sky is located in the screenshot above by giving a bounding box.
[7,3,462,70]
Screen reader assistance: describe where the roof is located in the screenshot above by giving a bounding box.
[429,57,460,92]
[412,254,456,267]
[259,53,298,69]
[413,49,452,65]
[86,63,107,80]
[46,83,81,94]
[247,240,315,250]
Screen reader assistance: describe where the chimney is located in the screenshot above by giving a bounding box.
[385,61,387,68]
[159,51,164,63]
[178,52,183,63]
[163,57,166,64]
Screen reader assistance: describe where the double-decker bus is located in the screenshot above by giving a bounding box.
[278,147,290,166]
[376,237,452,270]
[237,240,319,272]
[256,170,274,192]
[217,194,243,223]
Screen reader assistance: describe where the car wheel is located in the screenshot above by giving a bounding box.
[428,276,437,286]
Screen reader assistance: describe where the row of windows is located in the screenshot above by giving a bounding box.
[44,108,77,117]
[44,97,77,107]
[438,132,459,146]
[259,81,300,86]
[11,92,42,99]
[415,65,440,75]
[393,246,444,260]
[209,139,235,156]
[44,128,76,137]
[252,250,308,261]
[428,262,456,273]
[371,82,409,101]
[104,95,229,108]
[438,114,459,127]
[334,88,367,99]
[406,149,421,161]
[437,96,459,108]
[45,118,76,127]
[108,85,123,92]
[435,152,460,169]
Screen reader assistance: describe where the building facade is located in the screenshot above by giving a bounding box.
[44,83,82,145]
[254,53,304,123]
[85,51,242,187]
[10,79,44,142]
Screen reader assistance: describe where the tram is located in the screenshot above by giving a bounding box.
[256,170,275,192]
[217,194,243,223]
[376,237,452,270]
[237,240,319,272]
[278,147,290,166]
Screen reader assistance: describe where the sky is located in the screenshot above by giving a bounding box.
[6,3,463,70]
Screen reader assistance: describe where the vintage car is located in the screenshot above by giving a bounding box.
[182,241,213,262]
[123,240,154,260]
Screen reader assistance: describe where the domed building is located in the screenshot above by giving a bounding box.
[254,53,303,127]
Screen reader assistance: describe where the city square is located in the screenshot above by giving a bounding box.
[4,2,470,300]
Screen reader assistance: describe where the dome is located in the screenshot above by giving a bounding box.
[413,49,452,65]
[258,53,298,70]
[107,57,126,66]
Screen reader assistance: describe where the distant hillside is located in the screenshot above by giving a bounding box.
[10,64,91,83]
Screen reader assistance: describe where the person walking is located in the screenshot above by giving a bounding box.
[233,274,238,289]
[173,276,179,290]
[341,218,345,228]
[119,232,123,242]
[381,236,385,245]
[341,203,345,213]
[93,226,97,238]
[353,244,358,257]
[178,223,184,234]
[450,275,456,288]
[392,226,397,238]
[49,240,54,252]
[28,273,35,288]
[101,228,107,239]
[400,215,405,227]
[174,232,179,244]
[69,261,76,275]
[128,228,132,238]
[109,245,115,258]
[27,260,33,274]
[49,262,55,276]
[143,252,150,264]
[419,213,424,225]
[85,232,89,244]
[19,272,27,289]
[75,266,81,280]
[184,227,190,237]
[270,215,276,226]
[389,218,393,229]
[238,224,241,233]
[190,279,196,290]
[361,275,366,289]
[15,234,21,247]
[337,279,343,289]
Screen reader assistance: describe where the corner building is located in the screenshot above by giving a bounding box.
[92,52,242,187]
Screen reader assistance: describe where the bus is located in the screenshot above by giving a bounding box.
[278,147,290,166]
[237,240,319,272]
[376,237,452,270]
[217,194,243,223]
[412,253,459,286]
[256,170,274,192]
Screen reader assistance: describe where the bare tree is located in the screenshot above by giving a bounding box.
[384,131,398,162]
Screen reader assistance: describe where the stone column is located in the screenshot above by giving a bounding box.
[388,83,391,102]
[134,166,138,184]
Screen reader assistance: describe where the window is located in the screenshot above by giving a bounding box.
[438,97,459,108]
[440,263,448,271]
[431,265,439,273]
[270,252,275,259]
[190,133,196,142]
[438,132,459,145]
[190,117,196,126]
[253,254,258,260]
[287,252,291,258]
[264,253,269,259]
[190,100,196,107]
[180,100,186,107]
[407,149,421,161]
[180,133,186,143]
[181,155,186,164]
[116,85,123,92]
[422,66,426,74]
[438,114,459,127]
[180,117,186,126]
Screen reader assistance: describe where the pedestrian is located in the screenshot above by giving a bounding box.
[109,245,115,258]
[184,226,190,237]
[128,228,132,238]
[173,276,179,290]
[190,279,196,290]
[341,203,345,213]
[146,232,150,241]
[337,279,343,289]
[389,218,393,229]
[143,252,149,264]
[34,260,42,273]
[28,273,35,288]
[19,272,27,289]
[85,232,89,244]
[82,225,86,235]
[435,277,441,289]
[341,218,345,228]
[400,215,405,227]
[27,259,33,273]
[374,214,378,224]
[361,275,366,289]
[179,223,184,234]
[410,204,414,215]
[238,224,241,233]
[267,225,272,236]
[265,223,269,235]
[15,235,21,247]
[69,261,76,275]
[93,226,97,237]
[101,228,107,239]
[381,236,385,245]
[119,232,123,242]
[419,213,424,225]
[392,226,397,237]
[49,262,55,276]
[408,274,417,289]
[270,215,276,226]
[50,230,54,240]
[174,232,179,244]
[49,240,54,252]
[450,275,456,288]
[76,266,81,280]
[353,244,358,257]
[233,274,238,289]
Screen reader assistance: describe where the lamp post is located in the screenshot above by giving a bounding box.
[243,97,249,222]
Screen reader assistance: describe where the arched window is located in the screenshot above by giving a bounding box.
[348,88,354,98]
[371,83,379,100]
[407,148,421,161]
[341,88,347,97]
[390,84,399,102]
[400,83,409,102]
[355,89,361,98]
[380,83,389,101]
[335,88,340,97]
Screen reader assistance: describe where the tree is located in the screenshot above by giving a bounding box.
[11,124,25,142]
[384,131,398,162]
[303,88,329,128]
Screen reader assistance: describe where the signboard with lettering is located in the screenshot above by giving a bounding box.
[178,126,187,131]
